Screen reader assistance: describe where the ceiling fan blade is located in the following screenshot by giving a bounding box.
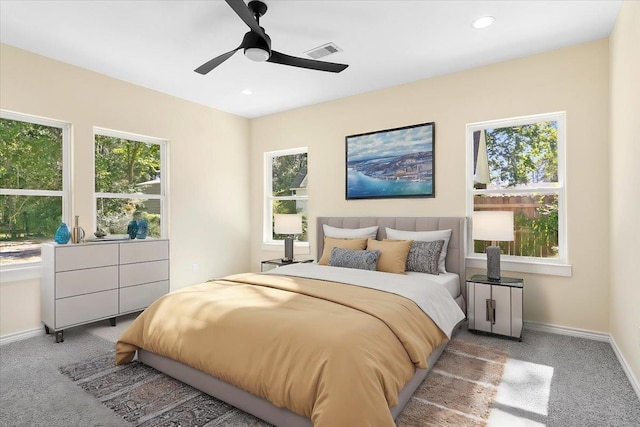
[194,47,241,75]
[225,0,268,41]
[267,51,348,73]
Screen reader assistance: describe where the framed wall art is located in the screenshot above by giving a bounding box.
[345,121,435,199]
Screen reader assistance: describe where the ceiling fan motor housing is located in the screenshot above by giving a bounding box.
[242,29,271,61]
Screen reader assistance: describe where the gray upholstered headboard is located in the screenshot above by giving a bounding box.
[316,216,467,298]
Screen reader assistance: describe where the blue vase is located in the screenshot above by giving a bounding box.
[54,223,71,244]
[127,220,138,239]
[136,220,148,239]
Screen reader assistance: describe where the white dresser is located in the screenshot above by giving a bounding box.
[41,239,169,342]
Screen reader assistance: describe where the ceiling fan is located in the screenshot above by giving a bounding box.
[195,0,349,75]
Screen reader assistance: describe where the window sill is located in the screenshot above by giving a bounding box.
[0,263,42,283]
[466,256,572,277]
[261,241,310,255]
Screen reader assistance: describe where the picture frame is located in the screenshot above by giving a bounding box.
[345,121,435,200]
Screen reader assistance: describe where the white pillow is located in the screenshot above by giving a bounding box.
[385,227,452,273]
[323,224,378,239]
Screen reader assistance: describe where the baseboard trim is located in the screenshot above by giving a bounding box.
[610,335,640,401]
[0,327,44,346]
[524,320,639,400]
[524,320,610,342]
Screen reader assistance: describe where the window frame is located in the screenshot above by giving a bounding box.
[262,147,309,252]
[0,110,72,280]
[466,112,571,277]
[92,127,168,238]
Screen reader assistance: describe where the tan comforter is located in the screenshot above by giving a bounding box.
[116,272,447,427]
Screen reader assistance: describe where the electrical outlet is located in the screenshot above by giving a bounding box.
[192,263,199,273]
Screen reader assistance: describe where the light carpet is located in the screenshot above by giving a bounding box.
[59,335,508,427]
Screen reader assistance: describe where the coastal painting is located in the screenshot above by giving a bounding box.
[346,122,435,199]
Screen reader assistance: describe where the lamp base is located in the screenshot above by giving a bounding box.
[486,246,501,280]
[282,237,294,262]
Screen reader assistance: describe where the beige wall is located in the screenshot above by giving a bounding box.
[609,1,640,381]
[0,44,251,336]
[250,40,611,333]
[0,279,40,335]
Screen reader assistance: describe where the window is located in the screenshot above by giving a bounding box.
[467,112,569,276]
[263,148,308,247]
[0,110,71,270]
[94,128,166,238]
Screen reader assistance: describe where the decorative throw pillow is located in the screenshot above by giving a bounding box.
[318,237,368,265]
[322,224,378,239]
[366,238,412,274]
[406,240,444,275]
[385,227,452,273]
[328,248,380,271]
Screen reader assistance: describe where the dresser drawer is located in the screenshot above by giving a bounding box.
[119,281,169,313]
[56,266,118,298]
[120,240,168,264]
[55,289,118,328]
[120,260,169,288]
[55,244,119,272]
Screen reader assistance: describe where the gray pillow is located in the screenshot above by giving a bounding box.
[328,247,380,271]
[406,240,444,275]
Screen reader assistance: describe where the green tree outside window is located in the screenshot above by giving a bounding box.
[1,117,66,265]
[94,134,163,237]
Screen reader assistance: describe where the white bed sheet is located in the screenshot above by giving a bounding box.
[267,263,465,338]
[405,271,460,299]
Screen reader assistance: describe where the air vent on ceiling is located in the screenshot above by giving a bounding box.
[304,42,343,59]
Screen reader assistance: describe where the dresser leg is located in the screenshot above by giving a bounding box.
[44,325,50,335]
[109,317,116,327]
[55,330,64,343]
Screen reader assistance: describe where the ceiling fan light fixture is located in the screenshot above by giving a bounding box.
[194,0,348,75]
[472,16,495,29]
[244,47,270,62]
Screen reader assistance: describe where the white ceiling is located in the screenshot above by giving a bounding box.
[0,1,622,119]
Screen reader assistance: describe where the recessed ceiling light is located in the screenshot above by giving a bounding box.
[241,89,252,95]
[472,16,495,29]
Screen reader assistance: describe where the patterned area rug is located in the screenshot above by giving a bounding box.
[59,335,508,427]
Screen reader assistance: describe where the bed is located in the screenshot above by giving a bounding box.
[116,216,466,427]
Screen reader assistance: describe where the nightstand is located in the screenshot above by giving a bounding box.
[260,258,314,272]
[467,274,523,340]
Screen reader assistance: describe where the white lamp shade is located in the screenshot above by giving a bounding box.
[274,214,303,234]
[473,211,514,242]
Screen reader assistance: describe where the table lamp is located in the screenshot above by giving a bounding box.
[274,214,303,262]
[472,211,514,281]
